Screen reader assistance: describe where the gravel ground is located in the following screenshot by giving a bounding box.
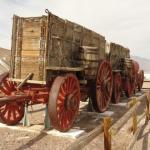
[132,121,150,150]
[0,129,74,150]
[0,91,149,150]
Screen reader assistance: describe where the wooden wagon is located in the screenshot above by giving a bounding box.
[107,42,144,103]
[0,9,144,131]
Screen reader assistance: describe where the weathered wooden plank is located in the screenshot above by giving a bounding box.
[66,124,103,150]
[45,66,84,71]
[22,39,40,50]
[21,56,40,80]
[110,94,147,135]
[39,16,47,80]
[15,17,23,78]
[22,50,40,57]
[0,95,28,104]
[126,112,146,150]
[10,15,18,78]
[17,73,34,89]
[10,78,46,84]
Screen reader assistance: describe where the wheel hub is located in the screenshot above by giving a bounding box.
[65,94,77,110]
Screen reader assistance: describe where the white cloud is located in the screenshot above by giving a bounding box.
[0,0,150,58]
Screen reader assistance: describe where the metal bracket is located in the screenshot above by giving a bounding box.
[44,104,51,129]
[23,103,30,127]
[87,98,96,112]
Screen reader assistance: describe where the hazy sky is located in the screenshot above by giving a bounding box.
[0,0,150,59]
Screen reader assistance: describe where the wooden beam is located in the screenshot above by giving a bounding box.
[110,94,147,135]
[67,94,147,150]
[145,92,150,123]
[17,73,34,89]
[66,124,103,150]
[46,66,84,72]
[0,95,28,104]
[132,111,137,134]
[9,78,46,85]
[126,112,146,150]
[126,125,143,150]
[10,15,18,78]
[104,117,112,150]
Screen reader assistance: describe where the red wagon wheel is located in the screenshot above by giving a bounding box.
[138,70,144,91]
[91,60,113,112]
[0,72,24,125]
[112,72,122,104]
[48,74,81,132]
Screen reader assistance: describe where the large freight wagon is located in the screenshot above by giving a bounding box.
[0,9,144,131]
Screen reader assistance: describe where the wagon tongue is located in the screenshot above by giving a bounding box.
[0,95,28,104]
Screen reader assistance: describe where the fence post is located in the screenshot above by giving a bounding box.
[104,117,112,150]
[127,97,137,108]
[128,98,137,134]
[23,102,30,126]
[132,111,137,134]
[145,92,150,124]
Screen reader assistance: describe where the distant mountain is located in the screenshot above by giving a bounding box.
[131,56,150,73]
[0,47,10,74]
[0,47,10,65]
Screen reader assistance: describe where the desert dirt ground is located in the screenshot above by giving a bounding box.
[0,90,149,150]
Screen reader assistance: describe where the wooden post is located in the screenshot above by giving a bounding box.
[11,15,18,78]
[103,117,112,150]
[110,100,141,136]
[17,73,34,89]
[126,112,146,150]
[132,111,137,134]
[129,98,137,134]
[145,92,150,123]
[126,124,143,150]
[126,97,137,109]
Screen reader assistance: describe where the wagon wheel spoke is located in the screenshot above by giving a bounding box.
[48,74,81,132]
[3,80,12,91]
[0,86,11,95]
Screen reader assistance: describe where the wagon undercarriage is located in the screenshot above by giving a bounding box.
[0,59,144,132]
[0,59,115,131]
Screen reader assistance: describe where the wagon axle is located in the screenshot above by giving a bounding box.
[65,95,78,110]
